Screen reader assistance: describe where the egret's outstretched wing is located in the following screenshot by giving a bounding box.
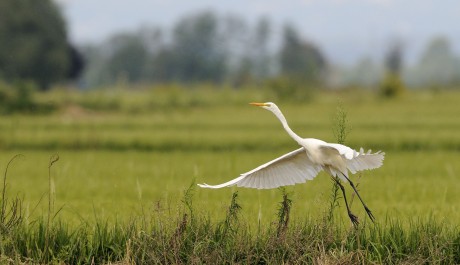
[345,148,385,173]
[198,147,322,189]
[325,143,385,173]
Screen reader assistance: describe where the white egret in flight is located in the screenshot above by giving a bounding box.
[198,102,384,225]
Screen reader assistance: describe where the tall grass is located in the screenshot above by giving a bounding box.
[327,102,350,224]
[276,188,292,238]
[0,160,459,264]
[0,154,23,241]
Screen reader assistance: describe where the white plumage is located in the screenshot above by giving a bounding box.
[199,148,322,189]
[198,102,384,225]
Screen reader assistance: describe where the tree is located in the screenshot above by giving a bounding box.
[251,17,272,80]
[413,37,460,87]
[67,44,85,81]
[346,57,381,88]
[170,11,227,83]
[0,0,73,89]
[384,40,404,75]
[229,16,272,86]
[105,33,149,84]
[279,24,327,83]
[380,39,405,97]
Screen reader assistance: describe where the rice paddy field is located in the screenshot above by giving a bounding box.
[0,88,459,263]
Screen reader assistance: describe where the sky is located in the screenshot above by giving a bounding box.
[54,0,460,65]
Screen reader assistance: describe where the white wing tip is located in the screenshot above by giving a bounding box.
[356,148,385,156]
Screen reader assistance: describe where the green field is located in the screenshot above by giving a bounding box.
[1,89,459,223]
[0,88,459,263]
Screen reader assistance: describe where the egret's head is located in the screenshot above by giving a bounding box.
[249,102,278,111]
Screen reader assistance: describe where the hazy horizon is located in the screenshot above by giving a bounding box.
[55,0,460,66]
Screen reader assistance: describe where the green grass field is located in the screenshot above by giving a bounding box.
[0,88,459,263]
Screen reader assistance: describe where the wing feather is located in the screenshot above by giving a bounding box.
[346,150,385,174]
[323,143,385,174]
[198,147,322,189]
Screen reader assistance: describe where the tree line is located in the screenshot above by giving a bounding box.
[341,37,460,89]
[0,0,459,91]
[80,11,326,88]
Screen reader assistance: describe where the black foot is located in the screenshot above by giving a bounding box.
[348,212,359,227]
[365,206,375,223]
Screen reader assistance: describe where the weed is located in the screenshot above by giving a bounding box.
[43,154,59,263]
[327,102,350,223]
[0,154,23,235]
[276,187,292,239]
[218,191,241,240]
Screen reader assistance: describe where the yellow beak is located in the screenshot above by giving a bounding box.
[249,102,267,107]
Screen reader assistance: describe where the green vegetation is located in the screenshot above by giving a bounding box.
[0,178,459,264]
[0,0,79,89]
[0,81,55,114]
[0,88,459,263]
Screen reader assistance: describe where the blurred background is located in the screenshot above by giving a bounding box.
[1,0,459,99]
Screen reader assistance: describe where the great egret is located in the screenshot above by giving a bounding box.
[198,102,384,225]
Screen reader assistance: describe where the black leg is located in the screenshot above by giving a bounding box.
[341,173,375,223]
[332,177,359,227]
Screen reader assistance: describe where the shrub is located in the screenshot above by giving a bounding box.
[380,73,406,98]
[0,81,55,114]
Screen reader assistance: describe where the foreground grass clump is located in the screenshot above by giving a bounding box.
[1,182,459,264]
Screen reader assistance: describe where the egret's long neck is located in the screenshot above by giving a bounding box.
[271,108,303,143]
